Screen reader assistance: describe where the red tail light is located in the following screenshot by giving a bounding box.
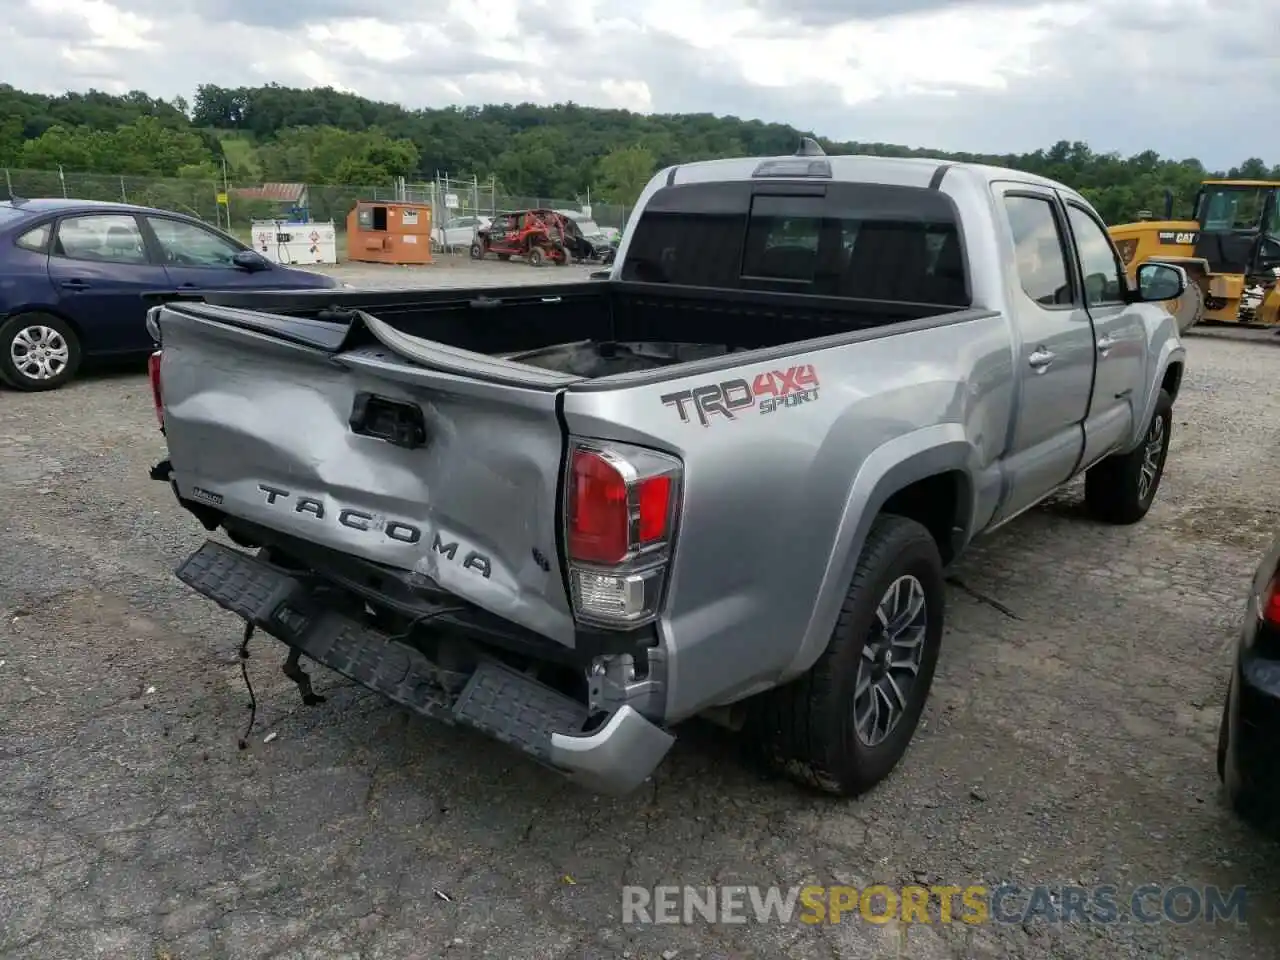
[148,350,164,428]
[1261,574,1280,626]
[564,440,682,627]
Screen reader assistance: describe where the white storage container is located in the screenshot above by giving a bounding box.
[249,220,338,265]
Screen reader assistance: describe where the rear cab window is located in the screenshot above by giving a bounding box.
[619,180,970,306]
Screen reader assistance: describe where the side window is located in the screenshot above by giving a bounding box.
[53,215,148,265]
[147,217,242,268]
[1066,206,1125,305]
[15,222,51,252]
[1001,195,1073,307]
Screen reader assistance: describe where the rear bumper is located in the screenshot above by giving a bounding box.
[174,539,674,795]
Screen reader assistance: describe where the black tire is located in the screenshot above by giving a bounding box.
[528,246,546,267]
[1172,278,1204,334]
[1218,671,1273,830]
[1216,678,1230,782]
[0,312,82,392]
[469,242,484,260]
[1084,388,1173,524]
[751,514,945,796]
[554,244,571,265]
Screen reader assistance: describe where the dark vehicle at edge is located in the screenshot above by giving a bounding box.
[0,198,339,392]
[1218,532,1280,828]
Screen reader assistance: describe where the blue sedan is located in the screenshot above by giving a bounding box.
[0,198,339,391]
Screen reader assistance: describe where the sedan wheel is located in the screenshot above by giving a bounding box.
[0,314,82,391]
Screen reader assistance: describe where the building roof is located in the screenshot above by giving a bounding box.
[230,182,307,203]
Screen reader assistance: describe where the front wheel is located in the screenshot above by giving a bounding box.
[1171,278,1204,334]
[0,313,82,391]
[1084,388,1173,524]
[751,514,945,796]
[469,242,484,260]
[527,246,546,267]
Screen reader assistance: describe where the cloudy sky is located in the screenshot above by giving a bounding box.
[2,0,1275,168]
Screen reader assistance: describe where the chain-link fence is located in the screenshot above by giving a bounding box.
[1,167,634,261]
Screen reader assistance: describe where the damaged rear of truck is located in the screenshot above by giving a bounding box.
[149,147,1185,796]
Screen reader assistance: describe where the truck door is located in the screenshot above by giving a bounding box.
[1060,199,1145,469]
[990,184,1095,524]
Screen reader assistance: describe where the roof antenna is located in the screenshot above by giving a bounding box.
[795,137,826,157]
[3,168,22,203]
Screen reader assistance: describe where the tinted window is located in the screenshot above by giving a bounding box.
[621,181,969,305]
[1066,205,1125,305]
[147,217,241,267]
[15,222,51,252]
[1002,195,1073,307]
[54,214,148,265]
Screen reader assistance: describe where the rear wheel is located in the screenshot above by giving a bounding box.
[0,313,82,392]
[528,246,546,267]
[554,243,571,265]
[751,514,945,796]
[1084,388,1172,524]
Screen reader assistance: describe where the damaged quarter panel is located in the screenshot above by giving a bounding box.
[561,310,1015,722]
[158,313,578,646]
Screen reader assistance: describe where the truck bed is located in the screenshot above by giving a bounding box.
[189,280,967,382]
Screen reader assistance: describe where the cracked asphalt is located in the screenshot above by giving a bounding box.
[3,259,1280,959]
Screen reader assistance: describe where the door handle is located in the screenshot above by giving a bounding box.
[1028,348,1055,371]
[1096,335,1115,354]
[179,282,199,289]
[59,278,90,289]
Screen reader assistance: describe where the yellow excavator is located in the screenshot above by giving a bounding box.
[1108,179,1280,332]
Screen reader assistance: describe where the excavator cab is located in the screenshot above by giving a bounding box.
[1190,182,1280,277]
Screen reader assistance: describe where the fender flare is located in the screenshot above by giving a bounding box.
[1128,339,1187,451]
[779,425,980,682]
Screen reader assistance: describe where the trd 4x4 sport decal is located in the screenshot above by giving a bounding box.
[660,364,820,427]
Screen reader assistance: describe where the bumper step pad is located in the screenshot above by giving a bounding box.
[176,539,589,766]
[454,660,589,762]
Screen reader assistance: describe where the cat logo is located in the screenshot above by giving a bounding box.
[1157,231,1198,246]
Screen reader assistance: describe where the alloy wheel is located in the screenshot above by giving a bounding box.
[853,574,929,747]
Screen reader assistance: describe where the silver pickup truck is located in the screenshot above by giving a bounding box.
[147,142,1188,797]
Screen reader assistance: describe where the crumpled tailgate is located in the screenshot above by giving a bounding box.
[154,303,579,647]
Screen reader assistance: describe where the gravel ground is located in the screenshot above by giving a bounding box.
[2,260,1280,959]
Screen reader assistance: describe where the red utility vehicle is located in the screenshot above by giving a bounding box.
[470,209,575,266]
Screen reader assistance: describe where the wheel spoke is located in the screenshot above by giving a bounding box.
[854,668,872,700]
[884,674,908,709]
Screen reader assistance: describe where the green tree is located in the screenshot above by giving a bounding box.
[595,145,656,205]
[256,125,418,183]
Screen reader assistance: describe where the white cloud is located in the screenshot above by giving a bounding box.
[1,0,1276,168]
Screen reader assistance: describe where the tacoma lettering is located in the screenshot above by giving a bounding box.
[432,533,492,578]
[255,483,488,575]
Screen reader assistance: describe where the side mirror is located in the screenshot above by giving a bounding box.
[232,249,269,272]
[1133,262,1187,303]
